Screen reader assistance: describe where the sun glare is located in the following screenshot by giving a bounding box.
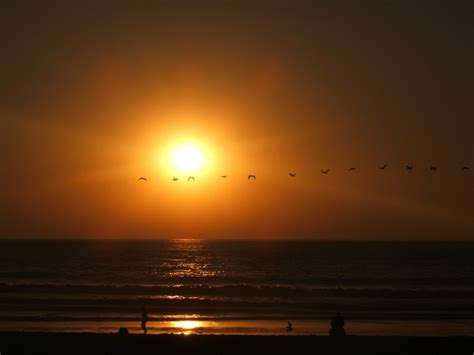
[171,145,204,173]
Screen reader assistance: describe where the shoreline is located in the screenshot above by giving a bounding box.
[0,319,473,337]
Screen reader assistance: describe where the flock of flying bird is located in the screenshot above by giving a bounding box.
[138,164,470,182]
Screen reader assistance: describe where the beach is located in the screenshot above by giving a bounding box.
[1,332,473,355]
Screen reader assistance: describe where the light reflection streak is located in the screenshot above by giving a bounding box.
[168,319,217,335]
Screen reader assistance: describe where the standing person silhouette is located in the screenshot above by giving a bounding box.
[329,312,346,336]
[141,305,148,334]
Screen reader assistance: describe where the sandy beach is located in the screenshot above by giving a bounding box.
[1,332,473,355]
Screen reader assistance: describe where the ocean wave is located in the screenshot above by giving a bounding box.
[1,283,474,299]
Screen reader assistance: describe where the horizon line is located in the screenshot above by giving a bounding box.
[0,238,472,242]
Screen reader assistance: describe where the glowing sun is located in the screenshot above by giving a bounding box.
[171,145,204,173]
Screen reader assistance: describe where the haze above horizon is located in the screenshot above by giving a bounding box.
[1,2,472,240]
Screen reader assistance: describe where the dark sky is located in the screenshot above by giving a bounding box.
[1,1,473,239]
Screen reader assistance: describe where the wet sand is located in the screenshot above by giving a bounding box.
[0,319,472,336]
[1,332,473,355]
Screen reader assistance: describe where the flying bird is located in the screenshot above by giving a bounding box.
[172,177,179,181]
[188,176,195,181]
[138,177,147,181]
[405,165,413,170]
[429,166,437,171]
[289,172,296,177]
[248,175,256,180]
[221,175,227,178]
[348,167,356,171]
[462,166,470,171]
[378,164,388,170]
[320,169,329,174]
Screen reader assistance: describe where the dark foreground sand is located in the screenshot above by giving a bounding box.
[1,332,473,355]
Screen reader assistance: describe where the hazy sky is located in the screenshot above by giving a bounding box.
[1,1,473,239]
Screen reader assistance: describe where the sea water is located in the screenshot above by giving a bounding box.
[0,240,473,335]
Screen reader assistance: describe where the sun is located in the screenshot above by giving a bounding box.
[171,145,204,173]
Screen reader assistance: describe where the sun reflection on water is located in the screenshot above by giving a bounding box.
[169,319,215,335]
[172,320,202,330]
[155,239,221,279]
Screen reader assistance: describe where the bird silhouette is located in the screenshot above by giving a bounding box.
[462,166,470,171]
[289,172,296,177]
[430,166,438,171]
[348,167,356,171]
[188,176,195,181]
[138,177,147,181]
[221,175,227,178]
[378,164,388,170]
[248,175,256,180]
[320,169,329,174]
[172,177,179,181]
[405,165,413,170]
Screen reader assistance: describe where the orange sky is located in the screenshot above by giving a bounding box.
[1,2,472,239]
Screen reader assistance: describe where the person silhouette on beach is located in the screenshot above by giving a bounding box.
[141,305,148,334]
[286,321,293,332]
[329,312,345,336]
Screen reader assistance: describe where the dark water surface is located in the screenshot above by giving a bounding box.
[0,240,473,334]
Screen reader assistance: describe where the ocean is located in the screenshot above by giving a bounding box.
[0,240,473,335]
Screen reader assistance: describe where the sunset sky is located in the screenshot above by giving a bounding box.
[1,1,472,239]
